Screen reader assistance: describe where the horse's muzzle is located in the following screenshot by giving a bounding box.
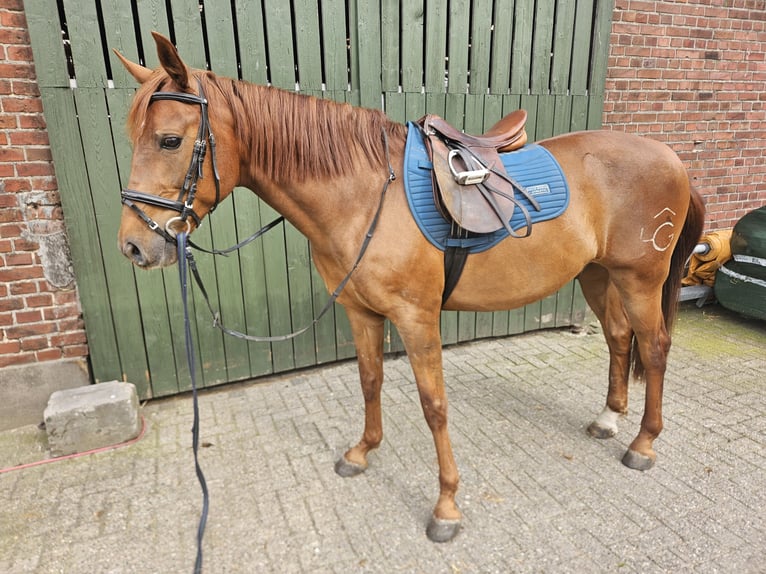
[119,236,178,268]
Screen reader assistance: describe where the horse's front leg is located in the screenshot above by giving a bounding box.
[335,308,386,477]
[397,314,462,543]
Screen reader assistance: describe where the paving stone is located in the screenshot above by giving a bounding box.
[1,305,765,572]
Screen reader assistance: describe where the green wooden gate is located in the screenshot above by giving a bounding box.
[25,0,613,399]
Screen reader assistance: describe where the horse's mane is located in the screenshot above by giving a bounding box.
[127,69,407,185]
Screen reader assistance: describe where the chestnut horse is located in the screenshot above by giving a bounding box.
[116,34,704,542]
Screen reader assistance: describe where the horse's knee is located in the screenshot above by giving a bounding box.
[419,393,448,430]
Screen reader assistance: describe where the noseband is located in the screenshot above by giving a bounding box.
[121,78,221,243]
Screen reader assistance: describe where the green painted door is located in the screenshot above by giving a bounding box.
[25,0,613,398]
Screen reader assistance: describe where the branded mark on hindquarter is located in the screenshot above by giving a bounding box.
[640,207,676,252]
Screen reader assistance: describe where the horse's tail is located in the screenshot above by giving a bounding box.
[631,185,706,379]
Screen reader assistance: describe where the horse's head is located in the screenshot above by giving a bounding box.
[115,33,238,268]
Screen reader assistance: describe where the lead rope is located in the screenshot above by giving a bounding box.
[177,230,209,574]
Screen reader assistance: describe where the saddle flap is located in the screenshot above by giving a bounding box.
[428,135,517,234]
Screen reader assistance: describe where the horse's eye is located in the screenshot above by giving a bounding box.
[161,136,182,150]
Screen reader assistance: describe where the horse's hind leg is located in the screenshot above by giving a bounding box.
[335,308,386,477]
[614,277,671,471]
[578,264,633,439]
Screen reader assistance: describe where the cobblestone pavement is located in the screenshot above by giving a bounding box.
[1,303,765,573]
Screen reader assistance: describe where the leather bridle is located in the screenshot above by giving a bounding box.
[121,78,221,243]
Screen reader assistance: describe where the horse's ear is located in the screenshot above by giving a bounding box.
[152,31,190,91]
[113,50,153,84]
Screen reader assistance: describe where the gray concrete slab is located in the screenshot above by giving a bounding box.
[44,381,141,457]
[1,303,764,573]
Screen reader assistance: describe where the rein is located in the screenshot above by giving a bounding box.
[185,129,396,342]
[128,77,396,573]
[176,231,209,574]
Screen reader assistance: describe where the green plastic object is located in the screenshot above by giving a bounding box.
[715,206,766,320]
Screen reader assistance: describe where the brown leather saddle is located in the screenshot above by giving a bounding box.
[417,110,535,236]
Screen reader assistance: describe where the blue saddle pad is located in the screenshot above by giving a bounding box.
[403,122,570,254]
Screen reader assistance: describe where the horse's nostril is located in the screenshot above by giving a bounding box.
[124,241,146,266]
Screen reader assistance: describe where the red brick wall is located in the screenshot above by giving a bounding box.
[0,1,87,368]
[1,1,764,369]
[603,0,766,230]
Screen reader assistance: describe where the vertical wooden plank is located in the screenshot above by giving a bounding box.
[401,0,425,92]
[260,208,296,372]
[555,280,576,327]
[530,0,555,95]
[135,0,171,69]
[550,0,576,95]
[110,88,191,396]
[490,0,514,94]
[380,0,400,91]
[99,0,141,88]
[587,95,605,129]
[190,0,253,383]
[405,91,427,123]
[322,0,351,91]
[236,0,269,84]
[534,94,556,139]
[510,0,534,94]
[205,210,252,382]
[446,0,470,94]
[263,0,297,88]
[293,0,324,91]
[334,305,356,360]
[25,0,71,88]
[590,0,616,96]
[170,2,228,387]
[204,0,238,77]
[570,95,590,131]
[571,279,591,326]
[355,0,383,108]
[168,0,206,68]
[108,88,185,397]
[61,0,108,87]
[539,294,558,329]
[310,249,338,365]
[74,88,152,395]
[553,94,573,136]
[40,89,120,383]
[468,0,493,94]
[570,0,595,95]
[424,0,448,93]
[520,94,539,140]
[285,226,318,369]
[233,194,275,378]
[384,92,406,121]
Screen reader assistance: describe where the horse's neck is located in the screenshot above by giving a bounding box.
[233,83,403,245]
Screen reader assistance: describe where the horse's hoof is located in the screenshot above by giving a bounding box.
[426,516,461,543]
[334,456,367,478]
[621,449,655,471]
[587,421,617,439]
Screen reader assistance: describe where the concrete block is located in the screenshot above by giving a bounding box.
[44,381,141,457]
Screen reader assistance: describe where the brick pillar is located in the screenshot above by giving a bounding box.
[0,1,88,369]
